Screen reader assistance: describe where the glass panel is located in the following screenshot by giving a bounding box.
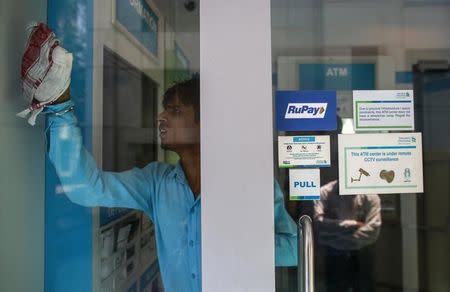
[0,3,47,292]
[1,0,200,291]
[271,1,450,292]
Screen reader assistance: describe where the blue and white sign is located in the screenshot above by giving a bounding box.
[289,169,321,200]
[278,135,331,168]
[338,133,424,195]
[115,0,159,56]
[299,64,375,90]
[276,91,337,131]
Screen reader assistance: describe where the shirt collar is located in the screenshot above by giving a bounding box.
[173,161,202,202]
[173,161,188,184]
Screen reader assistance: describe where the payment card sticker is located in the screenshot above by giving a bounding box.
[289,169,320,201]
[338,133,424,195]
[353,90,415,132]
[276,90,337,131]
[278,135,331,168]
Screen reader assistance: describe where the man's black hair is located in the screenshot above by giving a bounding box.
[163,74,200,122]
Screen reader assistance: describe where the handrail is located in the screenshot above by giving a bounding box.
[298,215,314,292]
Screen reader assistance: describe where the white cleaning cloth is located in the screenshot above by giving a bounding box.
[17,22,73,125]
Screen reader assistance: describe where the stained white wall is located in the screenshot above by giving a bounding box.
[0,1,46,292]
[201,0,275,291]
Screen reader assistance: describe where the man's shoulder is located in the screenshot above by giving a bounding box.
[362,193,381,205]
[320,180,338,198]
[142,161,177,178]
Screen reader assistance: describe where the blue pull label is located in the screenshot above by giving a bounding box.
[289,169,321,201]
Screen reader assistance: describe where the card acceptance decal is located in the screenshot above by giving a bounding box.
[276,91,337,131]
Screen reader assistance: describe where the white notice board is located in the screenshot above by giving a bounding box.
[338,133,423,195]
[278,135,331,168]
[353,90,415,132]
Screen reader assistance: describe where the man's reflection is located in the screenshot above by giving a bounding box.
[314,180,381,292]
[314,180,381,250]
[311,116,382,292]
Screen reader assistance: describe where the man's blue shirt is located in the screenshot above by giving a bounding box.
[45,101,297,292]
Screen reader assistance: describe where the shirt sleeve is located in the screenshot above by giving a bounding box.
[353,195,382,248]
[314,184,354,235]
[45,100,161,221]
[274,180,298,266]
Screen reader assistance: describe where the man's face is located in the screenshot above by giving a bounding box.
[158,95,200,152]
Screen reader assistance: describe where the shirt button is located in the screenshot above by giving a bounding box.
[189,240,194,247]
[191,273,196,279]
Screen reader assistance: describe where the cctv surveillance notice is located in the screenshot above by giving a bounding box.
[338,133,423,195]
[276,90,337,131]
[353,90,415,132]
[279,136,331,168]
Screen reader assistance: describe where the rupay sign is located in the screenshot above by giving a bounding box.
[285,103,327,119]
[276,91,336,131]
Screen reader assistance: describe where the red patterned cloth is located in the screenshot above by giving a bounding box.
[17,22,72,125]
[21,23,59,98]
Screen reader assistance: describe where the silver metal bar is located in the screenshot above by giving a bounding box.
[298,215,314,292]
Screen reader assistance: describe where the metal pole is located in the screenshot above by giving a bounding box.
[298,215,314,292]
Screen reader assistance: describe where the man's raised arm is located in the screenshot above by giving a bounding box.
[45,91,160,221]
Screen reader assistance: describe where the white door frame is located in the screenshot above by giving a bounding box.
[200,1,275,291]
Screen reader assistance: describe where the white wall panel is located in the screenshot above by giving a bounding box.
[201,0,275,291]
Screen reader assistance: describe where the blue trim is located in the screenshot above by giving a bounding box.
[290,196,321,201]
[290,165,330,168]
[395,71,413,84]
[369,100,412,103]
[299,64,375,90]
[293,136,316,142]
[45,1,93,292]
[363,146,416,150]
[301,164,330,168]
[424,77,450,92]
[115,0,159,56]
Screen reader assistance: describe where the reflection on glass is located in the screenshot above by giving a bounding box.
[48,72,298,292]
[314,180,381,292]
[274,180,299,267]
[48,77,202,292]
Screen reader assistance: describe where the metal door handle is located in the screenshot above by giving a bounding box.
[298,215,314,292]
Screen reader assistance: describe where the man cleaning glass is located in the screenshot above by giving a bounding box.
[18,23,297,292]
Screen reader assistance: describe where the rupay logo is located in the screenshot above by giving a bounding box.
[285,103,327,119]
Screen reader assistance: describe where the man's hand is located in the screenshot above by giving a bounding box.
[355,221,365,228]
[339,220,359,229]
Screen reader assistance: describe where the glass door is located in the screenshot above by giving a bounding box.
[271,1,450,292]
